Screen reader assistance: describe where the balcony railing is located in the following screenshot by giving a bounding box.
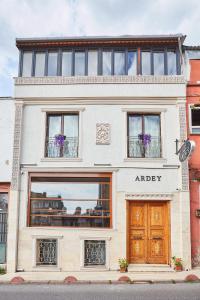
[128,136,161,158]
[45,136,78,158]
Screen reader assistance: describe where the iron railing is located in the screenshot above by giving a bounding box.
[128,136,161,158]
[45,136,78,158]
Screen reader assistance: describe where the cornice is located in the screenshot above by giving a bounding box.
[125,193,173,200]
[14,75,185,85]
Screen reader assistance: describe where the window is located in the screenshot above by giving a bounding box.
[35,52,46,76]
[74,51,85,76]
[167,50,177,75]
[88,50,98,76]
[22,52,32,77]
[62,51,72,76]
[46,113,79,158]
[190,105,200,134]
[128,114,161,158]
[36,239,57,266]
[102,51,112,75]
[47,52,58,76]
[128,51,137,75]
[153,52,165,75]
[141,51,151,75]
[114,51,125,75]
[84,240,106,266]
[0,193,8,264]
[29,174,112,228]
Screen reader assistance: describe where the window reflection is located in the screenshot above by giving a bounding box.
[114,52,125,75]
[154,52,164,75]
[75,52,85,76]
[62,51,72,76]
[35,52,46,76]
[48,52,57,76]
[167,51,177,75]
[102,51,112,75]
[128,51,137,75]
[141,52,151,75]
[88,51,98,76]
[22,52,32,77]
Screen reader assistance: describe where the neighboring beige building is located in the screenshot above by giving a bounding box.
[7,35,191,273]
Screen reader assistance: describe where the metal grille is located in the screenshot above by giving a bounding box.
[46,137,78,158]
[128,136,161,158]
[84,240,106,266]
[36,239,57,266]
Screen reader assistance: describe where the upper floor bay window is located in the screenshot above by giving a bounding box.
[102,51,112,75]
[75,51,85,76]
[62,51,72,76]
[141,51,151,75]
[35,52,46,76]
[128,114,161,158]
[190,105,200,134]
[46,113,79,158]
[114,51,125,75]
[167,50,177,75]
[128,51,137,75]
[153,51,165,75]
[29,174,112,228]
[47,51,58,76]
[22,51,32,77]
[88,50,98,76]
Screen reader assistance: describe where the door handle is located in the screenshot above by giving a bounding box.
[152,237,162,240]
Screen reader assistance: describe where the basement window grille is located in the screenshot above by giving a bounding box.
[36,239,57,266]
[84,240,106,266]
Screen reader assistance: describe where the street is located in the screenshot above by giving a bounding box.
[0,284,199,300]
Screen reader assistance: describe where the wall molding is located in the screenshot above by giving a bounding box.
[15,75,185,85]
[125,193,173,200]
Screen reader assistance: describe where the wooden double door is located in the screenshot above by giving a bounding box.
[128,201,169,264]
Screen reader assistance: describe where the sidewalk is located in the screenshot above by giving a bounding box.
[0,269,200,284]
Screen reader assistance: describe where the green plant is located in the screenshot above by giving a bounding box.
[171,256,182,267]
[0,267,6,275]
[118,258,128,269]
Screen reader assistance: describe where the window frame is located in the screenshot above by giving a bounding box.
[189,104,200,135]
[127,112,162,158]
[27,173,112,229]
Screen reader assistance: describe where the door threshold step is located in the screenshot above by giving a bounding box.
[128,264,174,272]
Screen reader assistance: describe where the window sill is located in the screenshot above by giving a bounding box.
[41,157,82,162]
[32,266,61,272]
[124,158,167,163]
[80,266,108,271]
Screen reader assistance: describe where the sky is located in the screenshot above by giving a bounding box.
[0,0,200,97]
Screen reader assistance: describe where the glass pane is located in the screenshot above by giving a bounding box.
[48,116,61,138]
[102,51,112,75]
[141,51,151,75]
[144,115,161,158]
[114,52,125,75]
[75,52,85,76]
[167,51,177,75]
[47,52,57,76]
[154,52,164,75]
[62,51,72,76]
[128,51,137,75]
[0,194,8,212]
[35,52,46,76]
[192,109,200,126]
[22,52,32,77]
[88,51,98,76]
[64,115,78,137]
[128,115,142,158]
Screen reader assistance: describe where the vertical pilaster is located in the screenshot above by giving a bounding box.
[7,101,23,273]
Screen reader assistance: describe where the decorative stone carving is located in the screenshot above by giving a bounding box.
[179,104,189,191]
[96,123,111,145]
[125,193,173,200]
[11,102,23,191]
[15,75,185,86]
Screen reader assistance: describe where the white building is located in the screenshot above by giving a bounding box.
[7,35,191,273]
[0,97,14,264]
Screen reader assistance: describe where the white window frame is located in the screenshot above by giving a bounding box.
[189,104,200,134]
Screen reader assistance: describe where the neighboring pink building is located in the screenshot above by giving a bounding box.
[186,48,200,267]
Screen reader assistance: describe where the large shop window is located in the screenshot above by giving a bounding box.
[45,113,79,158]
[190,105,200,134]
[29,174,112,228]
[128,114,161,158]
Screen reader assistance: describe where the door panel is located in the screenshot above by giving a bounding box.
[129,201,169,264]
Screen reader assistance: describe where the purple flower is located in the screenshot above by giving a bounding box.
[138,133,151,147]
[54,134,66,146]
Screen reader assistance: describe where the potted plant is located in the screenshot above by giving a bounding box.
[171,256,183,271]
[118,258,128,273]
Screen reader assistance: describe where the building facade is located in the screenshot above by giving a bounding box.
[7,35,191,273]
[185,48,200,267]
[0,97,14,265]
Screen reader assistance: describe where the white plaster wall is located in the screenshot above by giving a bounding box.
[0,98,14,182]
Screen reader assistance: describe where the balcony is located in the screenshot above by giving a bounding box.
[128,136,161,158]
[45,136,78,158]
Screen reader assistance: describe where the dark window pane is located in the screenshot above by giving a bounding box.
[114,52,125,75]
[84,240,106,266]
[88,51,98,76]
[62,51,72,76]
[35,52,45,76]
[102,51,112,75]
[154,52,164,75]
[141,52,151,75]
[192,108,200,133]
[75,52,85,76]
[48,52,57,76]
[128,51,137,75]
[167,51,177,75]
[0,193,8,211]
[22,52,32,77]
